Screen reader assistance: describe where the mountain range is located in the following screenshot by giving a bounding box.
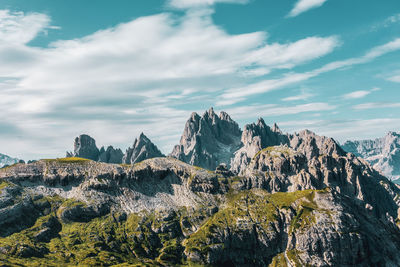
[0,153,20,168]
[342,131,400,182]
[1,108,400,266]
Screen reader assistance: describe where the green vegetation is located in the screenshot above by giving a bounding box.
[286,250,308,267]
[0,180,14,191]
[253,146,294,160]
[184,188,330,259]
[269,253,288,267]
[43,157,90,164]
[0,188,331,266]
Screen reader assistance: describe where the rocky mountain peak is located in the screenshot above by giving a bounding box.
[231,118,289,174]
[342,131,400,180]
[170,108,242,170]
[289,130,345,160]
[123,133,164,164]
[272,122,282,134]
[98,146,124,164]
[0,153,20,168]
[69,134,100,161]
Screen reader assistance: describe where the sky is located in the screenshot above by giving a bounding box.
[0,0,400,160]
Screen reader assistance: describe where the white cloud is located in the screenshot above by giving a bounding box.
[225,102,336,119]
[168,0,248,9]
[282,90,315,101]
[342,87,380,99]
[353,102,400,110]
[0,10,52,44]
[342,90,370,99]
[288,0,328,17]
[221,38,400,104]
[372,13,400,31]
[279,118,400,143]
[387,74,400,83]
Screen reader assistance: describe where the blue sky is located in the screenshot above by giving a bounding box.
[0,0,400,160]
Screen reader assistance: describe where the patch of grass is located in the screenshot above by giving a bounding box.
[286,250,306,267]
[253,146,294,161]
[0,180,14,191]
[43,157,90,164]
[269,253,288,267]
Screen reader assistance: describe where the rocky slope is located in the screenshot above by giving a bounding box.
[98,146,124,164]
[231,118,289,175]
[170,108,242,170]
[342,132,400,180]
[123,133,164,164]
[2,126,400,266]
[0,153,20,168]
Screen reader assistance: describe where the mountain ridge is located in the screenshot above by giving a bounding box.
[1,108,400,266]
[342,131,400,180]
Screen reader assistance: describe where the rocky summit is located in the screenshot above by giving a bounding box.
[66,133,163,165]
[343,131,400,180]
[1,110,400,266]
[66,134,100,161]
[170,107,242,170]
[123,133,165,164]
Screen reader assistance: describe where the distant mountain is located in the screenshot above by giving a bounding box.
[0,153,20,168]
[66,134,100,161]
[170,107,242,170]
[66,133,162,164]
[342,132,400,180]
[122,133,164,164]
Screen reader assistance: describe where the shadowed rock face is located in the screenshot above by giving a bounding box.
[122,133,164,164]
[68,134,100,161]
[231,118,289,175]
[170,108,242,170]
[98,146,124,164]
[343,132,400,180]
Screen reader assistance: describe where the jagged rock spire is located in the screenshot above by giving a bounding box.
[170,108,242,170]
[123,133,164,164]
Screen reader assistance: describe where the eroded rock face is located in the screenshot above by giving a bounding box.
[241,144,400,219]
[184,189,400,266]
[98,146,124,164]
[68,134,100,161]
[231,119,289,175]
[343,131,400,180]
[170,108,242,170]
[122,133,164,164]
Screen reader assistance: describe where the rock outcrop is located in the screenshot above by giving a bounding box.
[67,135,125,164]
[231,118,289,175]
[98,146,124,164]
[170,108,242,170]
[67,134,100,161]
[342,131,400,180]
[122,133,164,164]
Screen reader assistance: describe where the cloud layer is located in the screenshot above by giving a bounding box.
[0,8,341,159]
